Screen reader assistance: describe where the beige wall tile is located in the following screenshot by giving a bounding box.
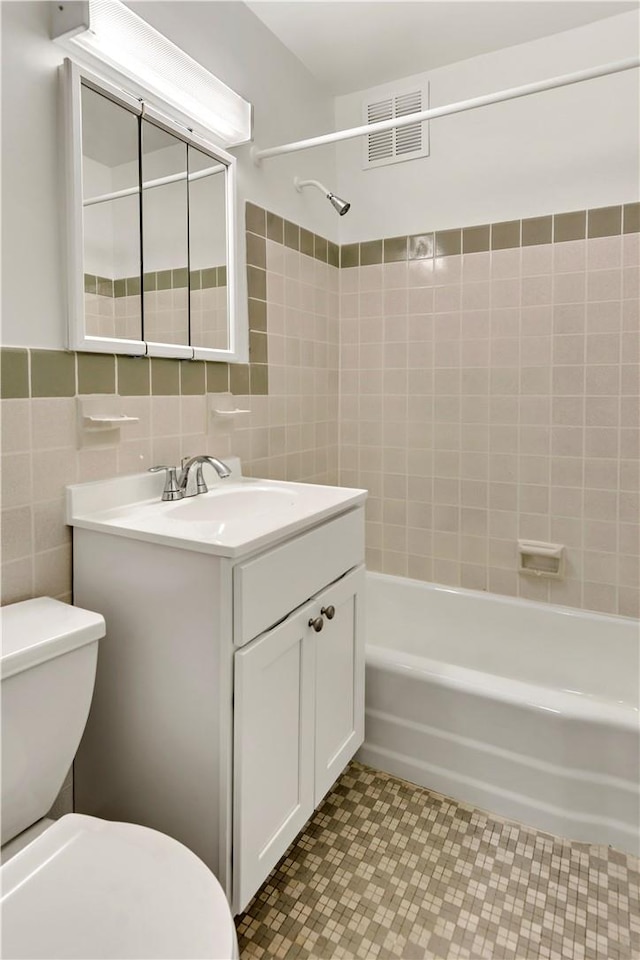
[33,499,71,553]
[34,545,72,599]
[2,452,33,508]
[1,506,33,562]
[30,398,76,451]
[31,448,77,504]
[1,557,34,605]
[1,400,31,453]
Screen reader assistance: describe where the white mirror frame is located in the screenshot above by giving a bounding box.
[62,58,248,363]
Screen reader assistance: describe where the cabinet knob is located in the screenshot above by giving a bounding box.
[308,616,324,633]
[321,605,336,620]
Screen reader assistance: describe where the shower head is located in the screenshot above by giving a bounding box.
[328,193,350,217]
[294,177,351,216]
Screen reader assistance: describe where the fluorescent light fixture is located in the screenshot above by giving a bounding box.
[52,0,252,147]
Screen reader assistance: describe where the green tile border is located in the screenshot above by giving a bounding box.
[0,349,235,399]
[462,225,490,254]
[491,221,520,250]
[1,347,30,399]
[522,216,552,246]
[180,360,206,395]
[206,361,229,394]
[10,202,637,403]
[78,353,115,395]
[117,356,150,396]
[31,349,75,398]
[623,202,640,234]
[84,266,228,297]
[151,357,180,395]
[553,211,586,243]
[336,204,634,267]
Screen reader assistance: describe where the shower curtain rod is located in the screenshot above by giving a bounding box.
[83,163,224,208]
[251,56,640,164]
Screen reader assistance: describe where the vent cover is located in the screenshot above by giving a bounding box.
[363,83,429,169]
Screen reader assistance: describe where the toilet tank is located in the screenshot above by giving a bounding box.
[1,598,105,846]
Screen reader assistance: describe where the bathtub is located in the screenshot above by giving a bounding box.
[357,572,640,855]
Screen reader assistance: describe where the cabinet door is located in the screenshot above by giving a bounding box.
[233,604,315,913]
[313,565,366,805]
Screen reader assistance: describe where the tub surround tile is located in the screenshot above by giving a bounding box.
[435,229,462,257]
[554,210,587,242]
[623,202,640,234]
[341,206,638,617]
[462,224,490,253]
[588,205,622,238]
[283,219,299,251]
[361,240,383,266]
[2,201,637,618]
[299,227,314,259]
[341,243,360,268]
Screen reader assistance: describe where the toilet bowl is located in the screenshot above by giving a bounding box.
[0,598,239,960]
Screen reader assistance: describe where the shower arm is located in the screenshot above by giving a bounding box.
[252,55,640,164]
[294,177,333,199]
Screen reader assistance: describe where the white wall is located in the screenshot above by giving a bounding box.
[335,11,640,242]
[126,1,340,238]
[1,0,337,349]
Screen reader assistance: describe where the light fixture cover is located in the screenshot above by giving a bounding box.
[52,0,252,147]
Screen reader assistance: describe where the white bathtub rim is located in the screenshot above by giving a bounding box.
[366,706,639,794]
[367,570,640,627]
[367,644,640,731]
[361,741,638,837]
[358,744,640,856]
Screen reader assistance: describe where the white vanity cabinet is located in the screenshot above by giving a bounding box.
[233,565,364,911]
[69,471,366,916]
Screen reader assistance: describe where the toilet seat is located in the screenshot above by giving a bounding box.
[0,814,239,960]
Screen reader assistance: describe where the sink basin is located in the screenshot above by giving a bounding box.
[166,484,299,526]
[66,460,367,559]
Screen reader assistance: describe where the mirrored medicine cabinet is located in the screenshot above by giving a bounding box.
[63,59,248,362]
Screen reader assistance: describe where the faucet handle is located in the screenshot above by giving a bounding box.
[148,465,183,501]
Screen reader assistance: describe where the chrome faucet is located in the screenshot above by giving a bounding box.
[149,455,231,501]
[178,455,232,498]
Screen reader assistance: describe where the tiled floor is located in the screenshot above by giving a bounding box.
[236,762,640,959]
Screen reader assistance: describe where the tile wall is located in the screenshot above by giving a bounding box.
[0,205,340,605]
[339,204,640,616]
[1,201,638,617]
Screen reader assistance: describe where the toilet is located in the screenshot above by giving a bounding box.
[0,597,239,960]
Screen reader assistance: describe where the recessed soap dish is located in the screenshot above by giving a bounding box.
[76,397,139,446]
[518,540,565,579]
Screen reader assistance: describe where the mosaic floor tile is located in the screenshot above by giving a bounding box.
[236,762,640,960]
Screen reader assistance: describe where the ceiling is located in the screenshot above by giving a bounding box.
[246,1,638,95]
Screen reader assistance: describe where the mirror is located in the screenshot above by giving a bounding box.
[189,147,229,352]
[65,60,247,362]
[81,84,142,344]
[141,120,189,347]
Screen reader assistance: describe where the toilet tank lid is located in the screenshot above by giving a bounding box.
[1,598,105,679]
